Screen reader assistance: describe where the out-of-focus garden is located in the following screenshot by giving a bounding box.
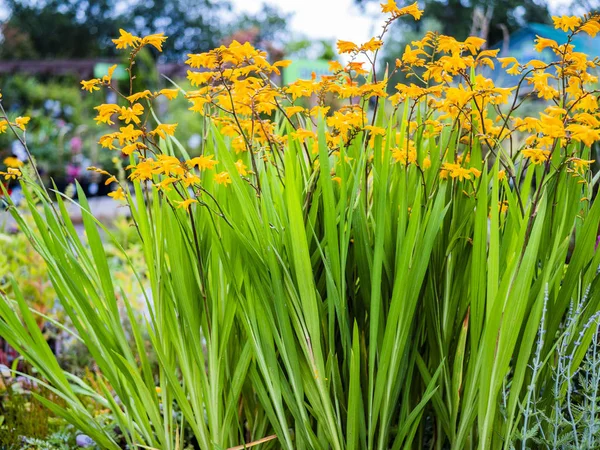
[0,0,599,448]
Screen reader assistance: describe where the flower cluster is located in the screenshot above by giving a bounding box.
[75,7,599,212]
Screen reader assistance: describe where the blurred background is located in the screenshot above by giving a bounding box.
[0,0,597,197]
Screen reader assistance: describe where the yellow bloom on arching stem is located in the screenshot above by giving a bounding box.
[108,187,126,201]
[3,157,23,168]
[118,103,144,125]
[291,128,316,142]
[182,172,200,188]
[571,158,595,172]
[121,142,147,156]
[126,90,153,103]
[188,155,218,171]
[102,64,117,83]
[567,124,600,147]
[128,159,155,181]
[151,123,178,140]
[112,29,141,49]
[336,40,359,54]
[175,198,198,211]
[534,36,558,52]
[579,17,600,37]
[104,176,117,185]
[469,167,482,178]
[398,2,423,20]
[522,148,550,165]
[552,15,581,32]
[15,116,30,131]
[2,167,21,180]
[155,177,178,191]
[380,0,400,14]
[141,33,167,52]
[81,79,101,93]
[94,104,121,125]
[285,106,305,117]
[117,125,143,145]
[450,167,472,182]
[235,159,248,176]
[98,133,118,150]
[214,171,232,186]
[158,89,179,100]
[360,37,383,52]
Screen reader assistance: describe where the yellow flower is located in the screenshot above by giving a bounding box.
[381,0,422,19]
[182,172,200,187]
[498,170,506,182]
[126,90,153,102]
[94,104,121,125]
[2,167,22,180]
[105,176,117,185]
[176,198,198,211]
[522,148,550,165]
[449,167,472,182]
[215,172,232,186]
[571,158,595,172]
[141,33,167,52]
[399,2,423,20]
[285,106,305,117]
[99,133,118,150]
[151,123,178,139]
[102,64,117,83]
[579,17,600,37]
[128,159,155,181]
[117,125,143,144]
[470,167,482,178]
[108,187,126,201]
[118,103,144,125]
[158,88,179,100]
[3,157,23,168]
[121,142,146,156]
[15,116,30,131]
[534,36,558,52]
[188,155,218,170]
[380,0,400,14]
[155,177,178,191]
[552,16,581,32]
[112,29,141,49]
[499,201,509,214]
[567,124,600,147]
[235,159,248,176]
[291,128,316,142]
[214,171,232,186]
[360,38,383,52]
[81,79,101,93]
[336,40,359,54]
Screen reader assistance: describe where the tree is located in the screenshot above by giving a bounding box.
[0,0,290,62]
[2,0,125,59]
[125,0,230,60]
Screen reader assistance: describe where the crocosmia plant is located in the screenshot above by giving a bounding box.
[1,2,600,449]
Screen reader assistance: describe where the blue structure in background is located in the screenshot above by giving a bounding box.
[489,23,600,87]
